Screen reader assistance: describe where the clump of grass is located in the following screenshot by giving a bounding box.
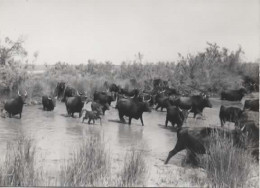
[199,130,254,187]
[0,135,38,186]
[59,134,111,187]
[117,148,147,187]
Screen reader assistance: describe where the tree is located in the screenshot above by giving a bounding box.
[0,36,27,65]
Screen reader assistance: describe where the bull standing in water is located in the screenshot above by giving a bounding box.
[172,94,212,118]
[42,95,56,111]
[116,97,151,126]
[65,91,87,118]
[4,90,27,118]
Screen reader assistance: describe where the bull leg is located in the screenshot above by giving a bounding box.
[93,119,95,124]
[140,116,144,126]
[220,118,224,127]
[129,117,132,125]
[155,105,160,111]
[99,118,102,125]
[165,117,168,127]
[171,121,176,128]
[165,142,185,164]
[119,112,125,123]
[88,119,91,124]
[82,117,85,123]
[19,113,22,119]
[9,113,11,118]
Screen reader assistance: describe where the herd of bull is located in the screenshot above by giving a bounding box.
[1,79,259,164]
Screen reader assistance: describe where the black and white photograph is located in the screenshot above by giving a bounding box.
[0,0,259,187]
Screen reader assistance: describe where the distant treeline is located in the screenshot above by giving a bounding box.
[0,39,259,102]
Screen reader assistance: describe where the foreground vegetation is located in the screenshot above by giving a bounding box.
[0,130,257,187]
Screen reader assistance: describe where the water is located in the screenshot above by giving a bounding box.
[0,95,257,180]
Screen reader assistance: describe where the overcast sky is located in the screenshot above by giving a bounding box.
[0,0,259,64]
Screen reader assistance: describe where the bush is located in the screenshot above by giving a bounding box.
[0,135,39,186]
[199,130,255,187]
[117,149,147,187]
[59,134,110,187]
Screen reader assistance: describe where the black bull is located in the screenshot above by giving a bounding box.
[219,105,243,127]
[93,91,115,106]
[65,94,86,117]
[244,99,259,112]
[221,88,247,101]
[54,82,66,100]
[172,95,212,118]
[4,90,27,118]
[165,127,244,164]
[116,98,151,126]
[42,95,56,111]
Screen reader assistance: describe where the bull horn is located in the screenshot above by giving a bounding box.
[48,96,52,100]
[24,90,27,96]
[187,107,192,112]
[18,90,21,96]
[161,90,166,93]
[76,90,80,96]
[130,94,135,98]
[178,106,182,112]
[241,124,246,132]
[144,96,151,102]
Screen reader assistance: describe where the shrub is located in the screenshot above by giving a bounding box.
[199,130,255,187]
[0,135,39,186]
[117,148,147,187]
[59,134,110,187]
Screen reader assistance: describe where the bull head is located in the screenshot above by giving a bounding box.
[18,90,27,97]
[143,96,151,103]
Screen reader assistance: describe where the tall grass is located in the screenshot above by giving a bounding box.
[117,148,147,187]
[59,134,111,187]
[0,135,39,186]
[199,130,254,187]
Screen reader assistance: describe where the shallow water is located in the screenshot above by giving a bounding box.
[0,94,257,181]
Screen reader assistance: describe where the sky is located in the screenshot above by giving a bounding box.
[0,0,259,64]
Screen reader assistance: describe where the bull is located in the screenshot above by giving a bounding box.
[109,83,120,93]
[4,90,27,118]
[172,95,212,118]
[155,96,175,111]
[94,91,116,106]
[219,105,243,127]
[42,95,56,111]
[221,88,247,101]
[116,97,151,126]
[65,91,87,117]
[119,88,139,98]
[165,106,190,128]
[91,101,109,115]
[243,99,259,112]
[241,121,259,160]
[54,82,65,100]
[165,127,244,164]
[81,109,102,125]
[62,86,78,102]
